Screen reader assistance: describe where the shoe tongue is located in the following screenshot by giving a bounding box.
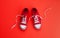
[33,12,38,15]
[22,13,27,16]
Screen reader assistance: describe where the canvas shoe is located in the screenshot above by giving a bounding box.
[31,8,41,30]
[17,8,29,30]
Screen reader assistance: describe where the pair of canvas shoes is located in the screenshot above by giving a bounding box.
[17,8,41,30]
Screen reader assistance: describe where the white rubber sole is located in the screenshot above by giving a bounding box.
[20,25,27,30]
[34,24,41,29]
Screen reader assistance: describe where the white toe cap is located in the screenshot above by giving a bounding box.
[34,24,41,29]
[20,25,27,30]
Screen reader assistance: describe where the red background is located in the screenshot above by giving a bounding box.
[0,0,60,38]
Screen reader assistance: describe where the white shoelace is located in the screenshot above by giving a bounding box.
[10,15,27,30]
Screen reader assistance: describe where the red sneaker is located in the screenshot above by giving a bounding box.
[31,8,41,30]
[17,8,29,30]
